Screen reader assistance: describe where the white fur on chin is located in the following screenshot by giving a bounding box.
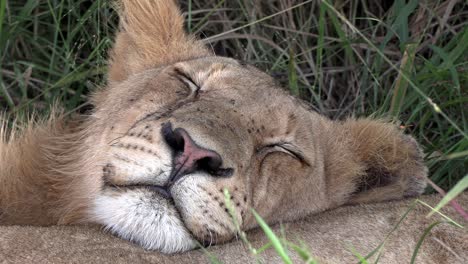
[91,189,197,254]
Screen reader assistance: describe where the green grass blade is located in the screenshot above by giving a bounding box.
[0,82,14,108]
[251,210,292,264]
[417,200,463,228]
[389,43,417,119]
[364,200,418,260]
[255,242,272,254]
[410,221,445,264]
[429,44,461,91]
[196,241,223,264]
[347,245,369,264]
[438,150,468,160]
[223,189,259,258]
[0,0,6,37]
[285,241,318,264]
[203,0,314,43]
[192,0,226,34]
[427,175,468,217]
[187,0,192,33]
[288,47,299,96]
[446,28,468,66]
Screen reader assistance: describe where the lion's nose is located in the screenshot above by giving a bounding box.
[162,122,232,185]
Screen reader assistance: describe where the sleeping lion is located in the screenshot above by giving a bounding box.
[2,0,463,262]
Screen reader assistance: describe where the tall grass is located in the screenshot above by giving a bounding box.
[0,0,113,116]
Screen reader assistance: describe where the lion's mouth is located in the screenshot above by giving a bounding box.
[104,183,172,198]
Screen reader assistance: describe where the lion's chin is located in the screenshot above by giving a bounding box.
[91,189,197,254]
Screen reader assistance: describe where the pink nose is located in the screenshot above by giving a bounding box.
[162,123,232,185]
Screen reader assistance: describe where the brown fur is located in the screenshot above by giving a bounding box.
[0,0,439,260]
[108,0,210,82]
[0,113,95,225]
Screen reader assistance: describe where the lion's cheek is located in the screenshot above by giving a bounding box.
[171,176,242,244]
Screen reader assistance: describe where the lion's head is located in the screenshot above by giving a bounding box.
[25,0,425,253]
[91,55,330,252]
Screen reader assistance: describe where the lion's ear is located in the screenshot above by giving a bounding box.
[108,0,210,83]
[344,120,428,204]
[326,119,427,206]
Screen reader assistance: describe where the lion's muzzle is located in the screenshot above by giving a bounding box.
[162,122,234,187]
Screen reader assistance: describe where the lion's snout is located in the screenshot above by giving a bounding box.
[161,122,234,186]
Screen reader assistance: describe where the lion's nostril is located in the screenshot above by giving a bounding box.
[161,122,185,151]
[200,156,221,169]
[161,122,233,184]
[198,156,222,173]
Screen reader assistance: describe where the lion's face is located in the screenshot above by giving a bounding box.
[60,0,428,254]
[89,57,326,253]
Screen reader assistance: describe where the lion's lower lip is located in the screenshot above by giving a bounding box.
[145,185,171,198]
[106,183,172,199]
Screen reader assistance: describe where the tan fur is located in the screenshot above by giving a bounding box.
[108,0,210,82]
[0,0,446,260]
[0,113,96,225]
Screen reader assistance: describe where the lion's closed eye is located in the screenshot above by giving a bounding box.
[257,143,307,165]
[172,68,201,97]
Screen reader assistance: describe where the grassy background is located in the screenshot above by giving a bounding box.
[0,0,467,192]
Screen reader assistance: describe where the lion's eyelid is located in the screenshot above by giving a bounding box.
[275,143,307,163]
[173,68,201,95]
[256,142,305,162]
